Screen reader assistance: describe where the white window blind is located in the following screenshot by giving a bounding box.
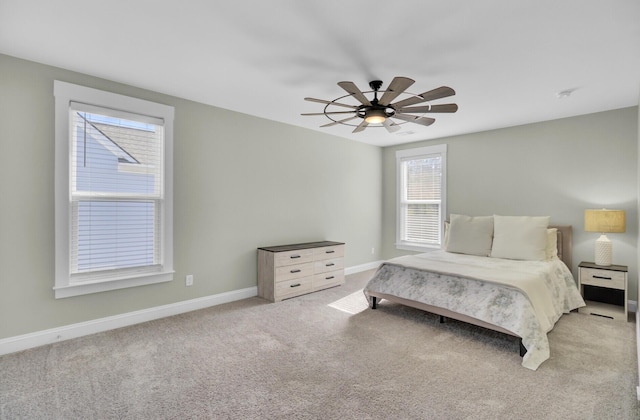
[396,145,447,251]
[69,103,165,281]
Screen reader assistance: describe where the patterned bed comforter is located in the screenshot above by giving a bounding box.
[363,250,585,370]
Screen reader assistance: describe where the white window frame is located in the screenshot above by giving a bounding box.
[395,144,447,252]
[54,81,174,298]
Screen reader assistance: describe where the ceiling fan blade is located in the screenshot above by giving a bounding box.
[391,86,456,108]
[378,77,415,106]
[382,119,401,133]
[301,111,356,116]
[393,113,436,126]
[352,119,369,133]
[337,81,371,106]
[397,104,459,114]
[321,116,359,127]
[304,97,357,109]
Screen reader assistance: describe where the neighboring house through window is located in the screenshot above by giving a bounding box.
[54,81,174,298]
[396,144,447,251]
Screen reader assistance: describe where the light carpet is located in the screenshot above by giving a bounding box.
[1,270,638,419]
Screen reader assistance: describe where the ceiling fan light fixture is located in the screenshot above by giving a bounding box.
[364,108,387,124]
[302,77,457,133]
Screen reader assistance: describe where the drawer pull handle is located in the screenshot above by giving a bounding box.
[325,276,334,280]
[326,250,335,254]
[326,263,335,267]
[290,283,301,288]
[593,275,612,280]
[290,269,301,273]
[290,255,301,259]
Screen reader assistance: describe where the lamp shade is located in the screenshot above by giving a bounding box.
[584,209,626,233]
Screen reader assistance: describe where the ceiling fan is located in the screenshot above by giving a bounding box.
[302,77,458,133]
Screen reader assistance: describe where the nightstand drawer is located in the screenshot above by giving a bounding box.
[580,268,625,290]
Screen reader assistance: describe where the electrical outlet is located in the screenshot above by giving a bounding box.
[186,274,193,286]
[371,247,375,255]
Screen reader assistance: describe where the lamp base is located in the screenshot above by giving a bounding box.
[594,234,612,266]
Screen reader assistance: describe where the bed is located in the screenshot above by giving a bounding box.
[363,215,586,370]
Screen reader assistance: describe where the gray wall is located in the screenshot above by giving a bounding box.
[381,108,639,299]
[0,54,383,339]
[1,51,638,341]
[636,92,639,390]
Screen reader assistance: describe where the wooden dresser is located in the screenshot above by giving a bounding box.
[257,241,345,302]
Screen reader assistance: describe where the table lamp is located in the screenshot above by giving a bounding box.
[584,209,625,266]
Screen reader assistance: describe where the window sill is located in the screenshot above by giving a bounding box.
[54,271,174,299]
[395,243,441,253]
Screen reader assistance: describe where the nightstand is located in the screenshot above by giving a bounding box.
[578,261,628,322]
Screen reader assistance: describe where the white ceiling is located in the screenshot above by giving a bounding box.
[1,0,639,147]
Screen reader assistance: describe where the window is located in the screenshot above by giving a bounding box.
[54,81,174,298]
[396,144,447,251]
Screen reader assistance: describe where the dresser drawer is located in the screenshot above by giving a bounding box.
[313,244,344,259]
[275,262,314,282]
[580,268,625,290]
[274,248,315,267]
[275,277,313,299]
[313,257,344,274]
[313,271,344,290]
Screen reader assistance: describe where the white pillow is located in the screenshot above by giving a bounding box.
[490,215,550,261]
[445,214,494,256]
[546,228,558,260]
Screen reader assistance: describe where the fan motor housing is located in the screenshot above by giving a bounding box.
[356,104,395,119]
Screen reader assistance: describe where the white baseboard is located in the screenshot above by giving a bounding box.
[345,260,382,275]
[0,286,257,357]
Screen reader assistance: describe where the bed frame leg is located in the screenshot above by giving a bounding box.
[371,296,377,309]
[519,338,526,357]
[439,315,446,323]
